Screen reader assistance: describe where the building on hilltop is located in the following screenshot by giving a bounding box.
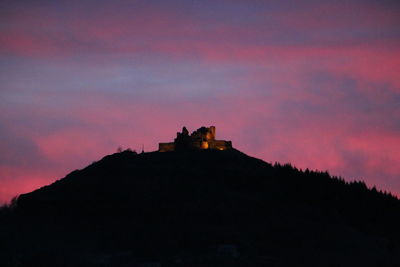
[159,126,232,152]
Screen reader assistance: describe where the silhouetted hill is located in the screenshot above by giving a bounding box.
[1,149,400,266]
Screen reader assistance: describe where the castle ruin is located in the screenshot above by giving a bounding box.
[159,126,232,152]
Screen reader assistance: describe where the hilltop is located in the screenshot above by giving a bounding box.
[1,149,400,266]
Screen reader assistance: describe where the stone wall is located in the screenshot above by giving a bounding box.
[211,140,232,150]
[158,143,175,152]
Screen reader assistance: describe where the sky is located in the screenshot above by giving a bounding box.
[0,0,399,204]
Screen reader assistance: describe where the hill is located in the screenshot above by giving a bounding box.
[1,149,400,266]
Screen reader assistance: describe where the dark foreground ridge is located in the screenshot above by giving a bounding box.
[1,149,400,266]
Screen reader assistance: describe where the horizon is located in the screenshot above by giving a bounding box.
[1,127,398,204]
[1,0,400,204]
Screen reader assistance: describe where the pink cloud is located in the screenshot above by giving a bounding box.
[0,167,57,205]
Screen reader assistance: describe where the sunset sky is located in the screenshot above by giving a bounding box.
[1,0,399,204]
